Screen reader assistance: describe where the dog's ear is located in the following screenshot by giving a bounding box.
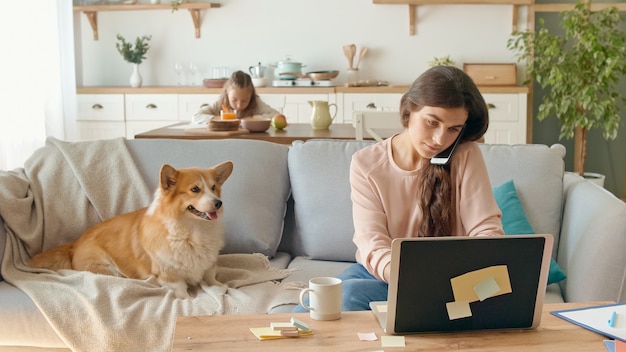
[159,164,178,191]
[213,161,234,185]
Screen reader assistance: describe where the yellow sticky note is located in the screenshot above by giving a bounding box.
[446,300,472,320]
[381,335,405,347]
[249,327,313,341]
[450,265,512,303]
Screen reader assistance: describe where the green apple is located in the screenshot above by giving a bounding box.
[271,114,287,130]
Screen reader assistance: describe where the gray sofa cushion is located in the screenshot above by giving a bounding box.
[286,139,374,261]
[126,139,290,256]
[479,144,565,256]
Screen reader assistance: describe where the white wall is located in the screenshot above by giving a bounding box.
[74,0,528,87]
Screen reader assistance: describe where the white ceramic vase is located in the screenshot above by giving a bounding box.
[130,63,142,88]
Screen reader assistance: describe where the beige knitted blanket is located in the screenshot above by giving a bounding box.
[0,137,300,352]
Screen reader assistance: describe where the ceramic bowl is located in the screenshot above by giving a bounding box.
[203,79,227,88]
[241,117,271,132]
[251,77,266,87]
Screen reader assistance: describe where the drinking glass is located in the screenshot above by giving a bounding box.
[188,62,197,86]
[174,62,183,86]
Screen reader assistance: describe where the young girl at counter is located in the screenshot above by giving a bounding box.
[191,70,279,124]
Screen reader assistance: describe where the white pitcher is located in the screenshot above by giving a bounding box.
[309,100,337,130]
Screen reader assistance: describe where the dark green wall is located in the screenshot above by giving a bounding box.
[530,6,626,199]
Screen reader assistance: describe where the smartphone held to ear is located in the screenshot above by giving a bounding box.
[430,128,465,166]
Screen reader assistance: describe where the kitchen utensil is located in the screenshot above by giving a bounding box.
[346,69,359,84]
[278,70,339,81]
[307,70,339,81]
[342,44,354,69]
[309,100,337,130]
[248,62,267,78]
[349,44,357,68]
[355,47,368,69]
[344,80,389,87]
[271,58,305,80]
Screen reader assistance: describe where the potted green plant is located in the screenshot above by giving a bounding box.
[507,0,626,180]
[115,34,151,88]
[428,55,456,67]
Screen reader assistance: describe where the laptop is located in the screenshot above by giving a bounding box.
[370,234,554,334]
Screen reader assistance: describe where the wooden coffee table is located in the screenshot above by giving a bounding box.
[171,303,608,351]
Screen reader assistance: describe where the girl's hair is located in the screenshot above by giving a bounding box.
[221,70,258,117]
[399,65,489,237]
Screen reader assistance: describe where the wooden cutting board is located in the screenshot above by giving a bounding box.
[184,128,250,136]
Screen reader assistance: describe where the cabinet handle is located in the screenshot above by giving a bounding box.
[487,103,496,109]
[200,103,209,108]
[146,103,158,109]
[366,102,377,109]
[91,103,103,110]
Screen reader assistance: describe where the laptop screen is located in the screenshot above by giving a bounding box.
[387,235,552,334]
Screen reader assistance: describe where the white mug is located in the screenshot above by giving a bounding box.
[299,277,342,321]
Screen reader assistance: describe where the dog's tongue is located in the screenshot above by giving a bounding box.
[206,212,218,220]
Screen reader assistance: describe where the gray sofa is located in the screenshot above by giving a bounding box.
[1,138,625,351]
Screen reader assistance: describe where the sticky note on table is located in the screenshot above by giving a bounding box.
[250,327,313,340]
[381,335,405,347]
[446,300,473,320]
[357,332,378,341]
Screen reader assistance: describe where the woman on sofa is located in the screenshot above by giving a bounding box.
[295,66,505,312]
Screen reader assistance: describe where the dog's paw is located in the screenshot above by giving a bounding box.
[174,287,191,299]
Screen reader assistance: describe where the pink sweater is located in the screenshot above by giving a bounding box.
[350,137,504,282]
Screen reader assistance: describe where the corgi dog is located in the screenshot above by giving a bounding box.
[29,161,234,299]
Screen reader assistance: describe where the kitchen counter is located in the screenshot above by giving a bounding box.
[76,85,528,94]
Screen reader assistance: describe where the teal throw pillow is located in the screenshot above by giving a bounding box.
[492,179,567,285]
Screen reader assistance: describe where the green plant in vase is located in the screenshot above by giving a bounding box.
[507,0,626,177]
[115,34,151,88]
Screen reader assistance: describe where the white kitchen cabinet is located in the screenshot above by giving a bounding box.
[76,94,126,140]
[125,94,179,121]
[75,89,528,143]
[76,121,126,141]
[124,94,180,138]
[178,94,220,121]
[339,93,402,123]
[258,94,287,114]
[482,93,527,144]
[77,94,125,121]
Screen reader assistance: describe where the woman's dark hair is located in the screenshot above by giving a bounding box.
[221,70,258,118]
[399,66,489,237]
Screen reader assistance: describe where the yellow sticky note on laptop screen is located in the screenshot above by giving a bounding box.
[450,265,512,303]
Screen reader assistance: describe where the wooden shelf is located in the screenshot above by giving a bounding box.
[534,3,626,12]
[73,2,221,40]
[373,0,532,35]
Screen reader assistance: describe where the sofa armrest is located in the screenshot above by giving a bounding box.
[558,172,626,302]
[0,216,5,281]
